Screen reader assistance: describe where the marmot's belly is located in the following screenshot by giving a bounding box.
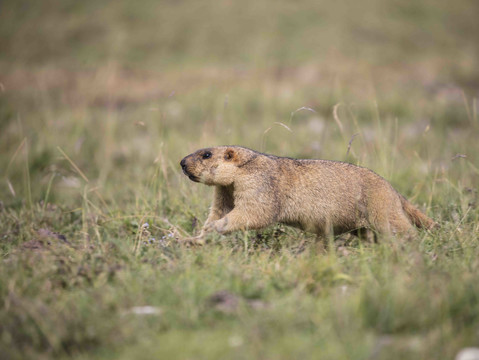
[279,200,368,235]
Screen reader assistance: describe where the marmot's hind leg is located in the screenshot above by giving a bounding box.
[369,212,416,240]
[389,213,416,238]
[351,228,377,243]
[366,187,416,238]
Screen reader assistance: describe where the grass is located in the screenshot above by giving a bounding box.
[1,0,479,359]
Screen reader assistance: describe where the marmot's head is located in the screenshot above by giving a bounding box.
[180,146,255,186]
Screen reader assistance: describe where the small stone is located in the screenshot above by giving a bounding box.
[455,348,479,360]
[37,228,68,243]
[208,290,240,314]
[228,335,244,347]
[129,306,162,315]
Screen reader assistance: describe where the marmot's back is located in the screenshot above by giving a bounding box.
[273,158,399,234]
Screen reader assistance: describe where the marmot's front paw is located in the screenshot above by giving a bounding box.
[203,217,229,234]
[213,217,229,233]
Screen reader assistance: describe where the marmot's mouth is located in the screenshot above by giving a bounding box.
[182,168,200,182]
[188,174,200,183]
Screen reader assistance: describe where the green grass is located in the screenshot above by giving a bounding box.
[1,0,479,359]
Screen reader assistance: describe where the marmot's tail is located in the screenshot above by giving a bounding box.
[400,195,437,230]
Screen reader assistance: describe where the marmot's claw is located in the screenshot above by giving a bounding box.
[178,236,205,246]
[203,222,215,233]
[203,217,229,234]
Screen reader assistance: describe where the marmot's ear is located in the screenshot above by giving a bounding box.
[224,148,236,161]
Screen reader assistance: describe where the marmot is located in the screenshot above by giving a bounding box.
[180,146,436,243]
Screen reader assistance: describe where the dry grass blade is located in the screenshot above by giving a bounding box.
[57,146,89,183]
[261,122,293,151]
[6,178,16,197]
[273,122,292,132]
[333,103,345,135]
[346,133,359,156]
[6,138,26,175]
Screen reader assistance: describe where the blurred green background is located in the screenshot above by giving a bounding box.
[1,0,479,359]
[2,0,479,71]
[1,0,478,204]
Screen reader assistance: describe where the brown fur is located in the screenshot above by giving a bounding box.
[180,146,436,242]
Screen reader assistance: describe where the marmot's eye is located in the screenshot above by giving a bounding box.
[202,151,212,159]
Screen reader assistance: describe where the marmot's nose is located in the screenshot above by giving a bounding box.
[180,158,186,170]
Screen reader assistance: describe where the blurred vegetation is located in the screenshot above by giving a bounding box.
[1,0,478,359]
[2,0,479,73]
